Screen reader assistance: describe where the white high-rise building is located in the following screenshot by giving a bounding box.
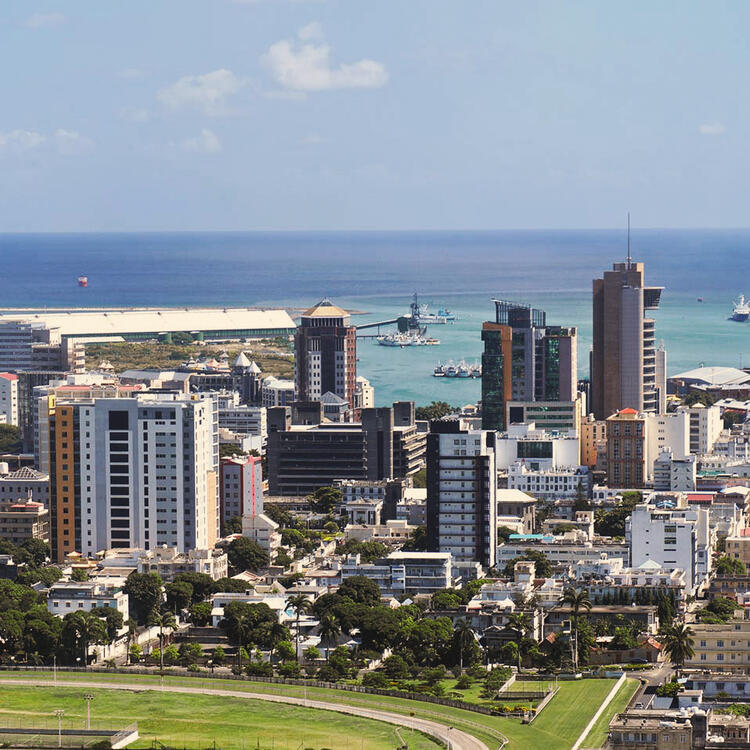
[47,393,219,562]
[626,497,712,595]
[0,373,19,427]
[677,403,722,455]
[426,425,497,567]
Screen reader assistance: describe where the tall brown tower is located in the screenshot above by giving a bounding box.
[591,260,665,420]
[294,299,357,411]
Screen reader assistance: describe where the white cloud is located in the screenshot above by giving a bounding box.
[301,132,326,145]
[0,130,47,151]
[24,12,65,28]
[180,128,222,154]
[699,122,725,136]
[262,29,388,92]
[52,129,92,155]
[119,107,151,123]
[0,128,91,156]
[157,69,245,116]
[297,21,323,41]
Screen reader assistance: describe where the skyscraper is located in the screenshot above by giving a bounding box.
[47,393,219,562]
[591,256,665,420]
[294,299,357,410]
[425,422,497,568]
[481,300,577,431]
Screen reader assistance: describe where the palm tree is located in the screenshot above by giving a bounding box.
[662,624,695,678]
[148,611,176,671]
[453,619,475,674]
[318,614,341,663]
[560,587,592,671]
[506,612,532,672]
[288,594,312,661]
[73,612,107,667]
[125,618,138,666]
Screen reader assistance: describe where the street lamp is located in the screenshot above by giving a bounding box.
[53,709,65,749]
[84,694,94,730]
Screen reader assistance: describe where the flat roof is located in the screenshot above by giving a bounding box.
[0,307,295,337]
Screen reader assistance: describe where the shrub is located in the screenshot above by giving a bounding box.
[455,674,472,690]
[245,661,273,677]
[187,663,202,672]
[362,672,390,688]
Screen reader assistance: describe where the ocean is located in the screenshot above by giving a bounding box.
[2,229,750,407]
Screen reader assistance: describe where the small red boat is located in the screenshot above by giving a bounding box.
[77,275,88,287]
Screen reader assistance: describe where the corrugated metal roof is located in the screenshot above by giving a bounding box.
[0,308,295,337]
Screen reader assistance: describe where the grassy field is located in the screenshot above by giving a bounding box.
[0,685,439,750]
[0,672,635,750]
[86,340,293,377]
[578,678,640,749]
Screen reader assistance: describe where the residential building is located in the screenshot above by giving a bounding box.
[266,402,425,496]
[481,300,577,432]
[726,530,750,575]
[608,712,695,750]
[626,497,712,595]
[591,258,665,419]
[354,376,375,410]
[46,392,219,562]
[48,581,129,620]
[495,488,536,533]
[496,537,628,569]
[0,320,84,373]
[0,466,49,506]
[0,499,49,545]
[261,376,295,408]
[0,373,19,426]
[16,371,66,452]
[685,619,750,672]
[294,298,356,409]
[218,398,267,443]
[220,455,263,525]
[606,409,648,488]
[580,414,607,469]
[678,403,722,455]
[495,422,580,469]
[654,451,697,492]
[505,397,583,433]
[98,545,229,580]
[506,463,591,500]
[426,423,498,567]
[340,551,453,596]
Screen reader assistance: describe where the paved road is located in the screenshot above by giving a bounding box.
[629,663,673,708]
[3,678,489,750]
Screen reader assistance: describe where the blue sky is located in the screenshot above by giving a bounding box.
[1,1,748,231]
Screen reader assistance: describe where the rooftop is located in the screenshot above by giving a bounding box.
[672,366,750,387]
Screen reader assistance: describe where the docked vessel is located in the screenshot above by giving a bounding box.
[433,360,481,378]
[409,293,456,324]
[77,275,88,287]
[377,332,440,347]
[731,295,750,322]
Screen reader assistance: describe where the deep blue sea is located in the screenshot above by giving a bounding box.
[2,229,750,406]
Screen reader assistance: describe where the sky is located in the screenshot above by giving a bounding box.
[1,1,749,232]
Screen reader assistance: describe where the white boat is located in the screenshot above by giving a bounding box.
[444,361,457,377]
[731,295,750,322]
[456,360,471,378]
[409,293,457,324]
[433,362,445,377]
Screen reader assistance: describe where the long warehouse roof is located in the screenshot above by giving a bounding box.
[0,308,296,336]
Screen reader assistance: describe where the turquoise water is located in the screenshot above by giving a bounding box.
[1,229,749,406]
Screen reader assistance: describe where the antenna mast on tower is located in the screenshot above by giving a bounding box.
[627,212,632,268]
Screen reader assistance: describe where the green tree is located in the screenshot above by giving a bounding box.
[173,572,216,602]
[506,612,532,672]
[124,572,163,624]
[16,539,50,567]
[62,610,107,665]
[303,645,321,661]
[90,606,124,641]
[17,566,63,587]
[227,537,270,573]
[287,593,312,661]
[0,424,21,453]
[318,614,341,662]
[189,601,212,626]
[70,568,89,582]
[338,576,381,606]
[275,640,295,661]
[309,486,343,514]
[453,618,475,673]
[502,550,553,578]
[415,401,456,421]
[125,618,138,665]
[662,624,695,677]
[560,587,592,671]
[573,480,591,511]
[402,525,428,551]
[716,556,746,576]
[222,516,243,535]
[129,643,142,663]
[337,539,390,564]
[165,581,194,613]
[213,645,226,665]
[148,610,176,671]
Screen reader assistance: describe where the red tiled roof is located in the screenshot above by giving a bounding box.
[0,373,18,381]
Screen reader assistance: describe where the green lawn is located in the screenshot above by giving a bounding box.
[578,678,639,749]
[0,686,439,750]
[0,672,627,750]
